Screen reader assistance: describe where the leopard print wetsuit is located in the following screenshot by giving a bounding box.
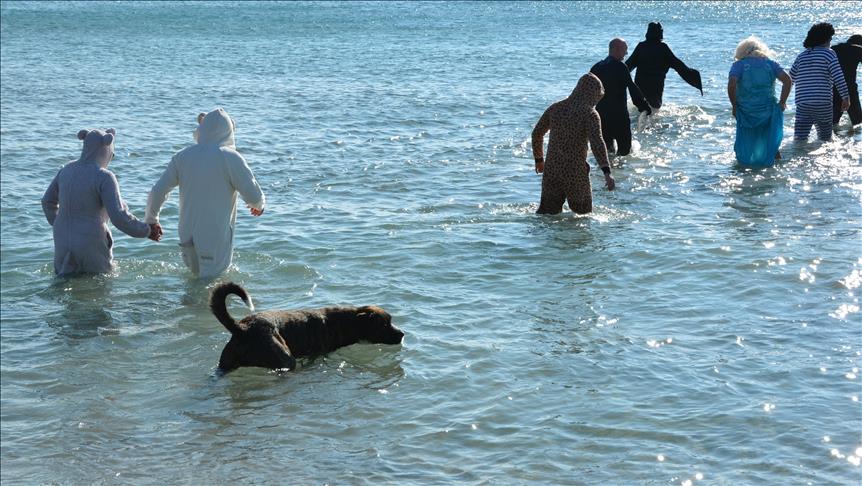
[532,73,611,215]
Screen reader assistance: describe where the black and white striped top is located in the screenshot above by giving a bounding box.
[789,47,849,106]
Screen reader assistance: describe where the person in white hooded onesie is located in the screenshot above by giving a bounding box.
[42,128,161,276]
[145,108,265,278]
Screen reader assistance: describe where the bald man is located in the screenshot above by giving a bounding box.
[590,38,652,156]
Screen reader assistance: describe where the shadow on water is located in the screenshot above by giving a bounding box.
[528,212,601,251]
[201,345,405,419]
[40,274,117,339]
[180,275,219,308]
[723,132,859,235]
[724,169,783,220]
[718,154,803,242]
[522,212,619,357]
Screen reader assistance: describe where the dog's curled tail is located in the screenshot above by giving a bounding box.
[210,282,253,335]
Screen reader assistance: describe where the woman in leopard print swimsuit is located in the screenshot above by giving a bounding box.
[532,73,615,215]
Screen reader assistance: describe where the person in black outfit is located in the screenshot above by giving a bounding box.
[832,34,862,126]
[625,22,703,109]
[590,38,652,156]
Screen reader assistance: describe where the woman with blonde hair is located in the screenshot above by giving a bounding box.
[728,36,792,167]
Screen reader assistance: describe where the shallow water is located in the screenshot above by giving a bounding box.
[2,1,861,484]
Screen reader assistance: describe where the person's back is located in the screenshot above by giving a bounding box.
[146,108,265,278]
[832,40,861,84]
[789,23,849,141]
[591,57,632,116]
[791,47,844,100]
[727,36,791,167]
[541,100,593,174]
[626,22,702,108]
[171,143,243,254]
[628,39,673,77]
[831,35,862,125]
[589,38,650,156]
[531,73,615,215]
[42,129,154,275]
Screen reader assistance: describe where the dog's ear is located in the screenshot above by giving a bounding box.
[356,306,382,319]
[270,332,297,370]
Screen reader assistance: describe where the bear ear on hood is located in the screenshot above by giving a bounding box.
[77,129,90,140]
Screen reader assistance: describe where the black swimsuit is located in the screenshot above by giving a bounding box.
[625,40,702,109]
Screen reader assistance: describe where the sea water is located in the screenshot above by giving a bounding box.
[1,1,861,484]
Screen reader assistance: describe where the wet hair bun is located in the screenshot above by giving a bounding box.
[102,132,114,145]
[77,129,90,140]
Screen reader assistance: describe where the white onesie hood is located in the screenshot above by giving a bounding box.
[196,108,236,148]
[146,108,264,278]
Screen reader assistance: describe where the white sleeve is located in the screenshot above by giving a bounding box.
[145,157,180,224]
[226,151,265,210]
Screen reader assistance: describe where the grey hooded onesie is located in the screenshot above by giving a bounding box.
[42,129,151,276]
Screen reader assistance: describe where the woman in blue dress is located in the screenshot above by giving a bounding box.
[727,36,793,167]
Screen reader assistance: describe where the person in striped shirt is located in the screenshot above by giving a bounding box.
[789,23,850,141]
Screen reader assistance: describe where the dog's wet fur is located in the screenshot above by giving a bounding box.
[211,282,404,372]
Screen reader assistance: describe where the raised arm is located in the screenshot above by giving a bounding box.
[531,106,552,174]
[99,171,151,238]
[666,44,690,73]
[588,110,614,190]
[41,170,60,226]
[145,158,179,224]
[666,44,703,95]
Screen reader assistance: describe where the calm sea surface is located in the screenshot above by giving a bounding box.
[2,1,861,484]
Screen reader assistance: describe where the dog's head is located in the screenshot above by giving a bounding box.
[354,306,404,345]
[218,316,297,373]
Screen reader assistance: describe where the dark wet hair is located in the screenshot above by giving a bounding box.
[803,23,835,48]
[849,34,862,46]
[646,22,663,41]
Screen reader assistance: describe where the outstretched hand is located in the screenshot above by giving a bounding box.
[249,206,264,217]
[148,223,163,242]
[604,174,616,191]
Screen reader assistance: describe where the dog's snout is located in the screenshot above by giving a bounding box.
[390,326,405,343]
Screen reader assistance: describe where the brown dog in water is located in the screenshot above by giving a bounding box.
[211,282,404,372]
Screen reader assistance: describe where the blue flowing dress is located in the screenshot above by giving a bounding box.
[730,58,784,167]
